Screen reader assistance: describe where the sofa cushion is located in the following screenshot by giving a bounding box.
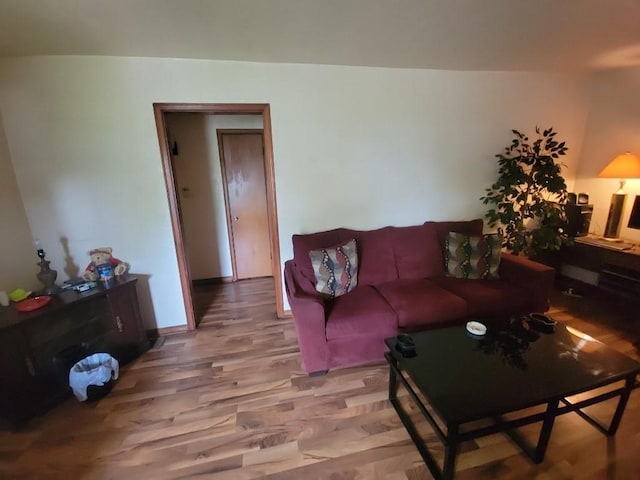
[293,228,345,284]
[340,227,397,285]
[445,232,502,279]
[309,239,359,299]
[375,279,468,329]
[389,225,443,279]
[325,286,398,340]
[432,276,529,316]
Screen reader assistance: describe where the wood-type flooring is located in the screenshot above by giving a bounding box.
[1,277,639,479]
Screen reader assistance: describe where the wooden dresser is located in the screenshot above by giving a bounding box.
[561,236,640,298]
[0,275,149,427]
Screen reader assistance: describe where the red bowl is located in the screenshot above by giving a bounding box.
[15,295,52,312]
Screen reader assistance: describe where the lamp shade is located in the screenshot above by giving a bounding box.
[598,152,640,179]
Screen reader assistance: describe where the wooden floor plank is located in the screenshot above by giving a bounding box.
[1,276,639,479]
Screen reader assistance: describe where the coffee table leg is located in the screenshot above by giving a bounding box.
[534,400,559,463]
[502,399,559,464]
[385,353,450,479]
[443,425,459,480]
[388,355,398,402]
[561,375,637,436]
[607,376,635,435]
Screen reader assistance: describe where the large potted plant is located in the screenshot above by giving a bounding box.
[481,127,569,260]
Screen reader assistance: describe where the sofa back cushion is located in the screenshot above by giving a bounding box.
[389,224,444,279]
[340,227,397,285]
[292,219,485,288]
[292,226,398,289]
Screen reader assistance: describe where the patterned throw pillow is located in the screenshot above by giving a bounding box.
[444,232,502,279]
[309,239,359,299]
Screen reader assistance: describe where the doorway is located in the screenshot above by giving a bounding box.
[153,104,284,331]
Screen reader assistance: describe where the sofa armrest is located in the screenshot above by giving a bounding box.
[499,253,555,312]
[284,260,330,373]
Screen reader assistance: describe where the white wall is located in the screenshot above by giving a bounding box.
[573,66,640,241]
[166,113,262,280]
[0,56,589,327]
[0,112,37,293]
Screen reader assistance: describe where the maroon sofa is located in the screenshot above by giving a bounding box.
[284,219,555,375]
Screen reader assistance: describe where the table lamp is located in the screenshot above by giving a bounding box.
[598,152,640,238]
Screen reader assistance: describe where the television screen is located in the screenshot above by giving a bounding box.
[628,195,640,229]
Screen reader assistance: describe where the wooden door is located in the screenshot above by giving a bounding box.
[219,131,273,280]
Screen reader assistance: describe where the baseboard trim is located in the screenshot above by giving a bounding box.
[192,276,233,286]
[147,324,189,339]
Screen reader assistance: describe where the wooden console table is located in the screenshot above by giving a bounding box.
[561,236,640,298]
[0,275,150,427]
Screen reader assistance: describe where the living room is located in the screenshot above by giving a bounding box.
[2,3,640,332]
[1,1,640,478]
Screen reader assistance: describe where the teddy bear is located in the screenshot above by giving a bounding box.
[83,247,130,282]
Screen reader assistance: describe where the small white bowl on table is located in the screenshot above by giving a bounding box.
[466,321,487,336]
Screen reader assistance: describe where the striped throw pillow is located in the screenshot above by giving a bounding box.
[309,239,359,298]
[445,232,502,279]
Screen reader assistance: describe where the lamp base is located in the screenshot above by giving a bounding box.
[37,259,60,294]
[603,192,626,238]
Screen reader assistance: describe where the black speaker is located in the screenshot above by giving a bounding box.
[567,193,577,204]
[565,204,593,237]
[577,193,589,205]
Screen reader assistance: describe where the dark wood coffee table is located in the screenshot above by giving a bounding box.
[385,318,640,480]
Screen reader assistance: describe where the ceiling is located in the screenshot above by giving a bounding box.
[1,0,640,72]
